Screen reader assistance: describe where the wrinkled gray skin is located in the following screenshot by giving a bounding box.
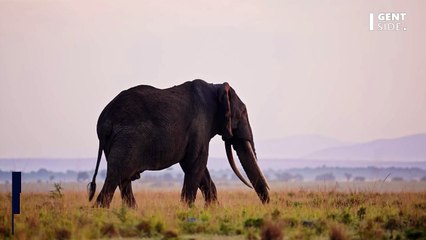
[88,80,270,208]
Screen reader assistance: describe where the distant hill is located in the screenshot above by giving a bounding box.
[255,135,351,159]
[305,134,426,162]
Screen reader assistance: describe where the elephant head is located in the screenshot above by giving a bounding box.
[218,83,270,203]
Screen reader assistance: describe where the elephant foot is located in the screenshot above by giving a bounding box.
[181,190,197,207]
[95,187,116,208]
[122,194,137,209]
[94,199,110,208]
[181,197,196,207]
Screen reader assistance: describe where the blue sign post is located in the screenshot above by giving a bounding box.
[12,171,21,235]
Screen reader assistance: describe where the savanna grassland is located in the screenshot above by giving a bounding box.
[0,182,425,240]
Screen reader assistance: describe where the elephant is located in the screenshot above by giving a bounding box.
[88,79,270,208]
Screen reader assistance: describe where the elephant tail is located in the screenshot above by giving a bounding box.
[88,142,103,201]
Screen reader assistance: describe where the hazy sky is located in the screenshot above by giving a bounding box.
[0,1,425,158]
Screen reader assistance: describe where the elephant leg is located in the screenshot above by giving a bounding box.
[179,149,208,206]
[95,170,119,208]
[199,168,217,205]
[181,175,202,206]
[119,180,137,209]
[96,137,139,208]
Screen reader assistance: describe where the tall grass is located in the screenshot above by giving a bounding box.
[0,183,425,239]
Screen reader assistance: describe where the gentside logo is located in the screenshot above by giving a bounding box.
[369,12,407,31]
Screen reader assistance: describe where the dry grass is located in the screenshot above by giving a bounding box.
[0,183,425,239]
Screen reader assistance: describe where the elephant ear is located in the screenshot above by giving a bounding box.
[218,82,233,139]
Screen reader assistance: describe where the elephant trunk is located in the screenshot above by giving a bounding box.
[233,140,270,204]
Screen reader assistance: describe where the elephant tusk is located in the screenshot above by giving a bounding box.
[225,141,253,189]
[244,141,270,190]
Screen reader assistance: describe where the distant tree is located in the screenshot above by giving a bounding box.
[391,177,404,182]
[276,172,293,182]
[49,175,55,181]
[38,168,49,174]
[344,173,352,182]
[161,173,173,181]
[421,176,426,182]
[354,176,365,182]
[315,173,335,181]
[77,171,89,182]
[176,173,184,181]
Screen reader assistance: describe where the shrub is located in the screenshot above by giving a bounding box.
[340,211,352,225]
[261,221,283,240]
[163,229,179,239]
[49,183,63,199]
[244,217,264,228]
[155,220,165,234]
[219,222,234,235]
[101,223,118,238]
[119,226,139,238]
[271,209,281,220]
[114,206,128,223]
[55,228,71,240]
[0,225,11,238]
[137,220,153,237]
[357,207,366,221]
[405,228,424,240]
[385,217,400,237]
[329,225,349,240]
[282,217,298,228]
[359,220,385,239]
